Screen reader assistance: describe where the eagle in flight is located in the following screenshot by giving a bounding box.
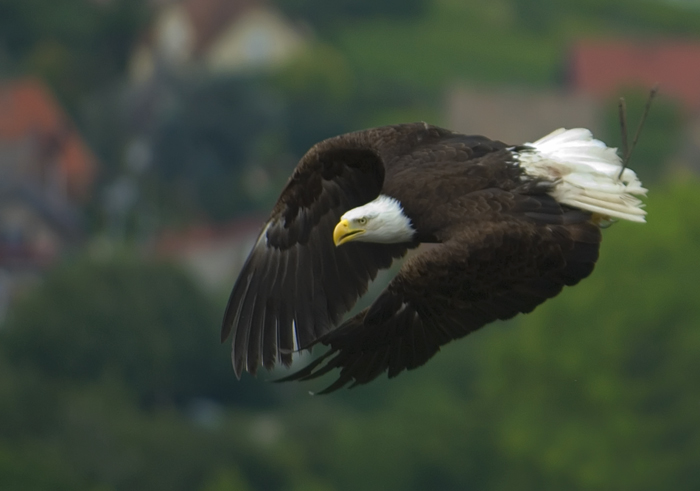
[221,123,646,393]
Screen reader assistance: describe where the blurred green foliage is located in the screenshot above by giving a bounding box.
[1,253,278,409]
[107,45,438,225]
[1,0,699,489]
[602,90,684,183]
[276,0,428,27]
[0,0,148,112]
[0,179,698,490]
[334,0,700,90]
[148,76,286,223]
[476,178,700,490]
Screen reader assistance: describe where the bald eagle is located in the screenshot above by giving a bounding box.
[221,123,646,393]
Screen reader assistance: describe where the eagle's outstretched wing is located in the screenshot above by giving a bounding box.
[221,145,410,377]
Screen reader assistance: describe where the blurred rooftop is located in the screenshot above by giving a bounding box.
[130,0,308,82]
[570,40,700,112]
[0,79,97,201]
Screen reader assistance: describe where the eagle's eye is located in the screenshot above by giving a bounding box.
[357,217,368,226]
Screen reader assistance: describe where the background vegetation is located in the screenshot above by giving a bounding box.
[1,181,698,490]
[1,0,699,489]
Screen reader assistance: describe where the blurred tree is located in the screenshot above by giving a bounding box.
[0,365,306,491]
[509,0,700,35]
[0,444,88,491]
[0,0,149,111]
[273,43,358,156]
[602,90,683,183]
[277,0,429,28]
[472,178,700,490]
[273,42,438,156]
[199,468,252,491]
[144,58,428,226]
[1,252,278,408]
[510,0,560,31]
[0,355,89,490]
[150,75,284,223]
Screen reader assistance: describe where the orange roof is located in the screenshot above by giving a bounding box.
[184,0,260,55]
[570,40,700,111]
[0,78,97,200]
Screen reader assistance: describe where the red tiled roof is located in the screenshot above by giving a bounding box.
[183,0,260,55]
[570,40,700,111]
[0,78,97,200]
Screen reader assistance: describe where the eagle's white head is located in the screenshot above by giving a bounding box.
[333,195,415,246]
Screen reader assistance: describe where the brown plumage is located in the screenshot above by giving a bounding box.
[222,123,645,393]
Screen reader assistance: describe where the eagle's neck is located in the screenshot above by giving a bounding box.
[344,195,415,244]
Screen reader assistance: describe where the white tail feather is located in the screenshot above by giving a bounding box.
[517,128,647,223]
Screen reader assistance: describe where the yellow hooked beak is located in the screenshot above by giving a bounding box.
[333,219,365,246]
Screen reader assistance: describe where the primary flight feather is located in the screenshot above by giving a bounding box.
[221,123,646,393]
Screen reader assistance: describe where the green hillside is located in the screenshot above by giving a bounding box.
[331,0,700,90]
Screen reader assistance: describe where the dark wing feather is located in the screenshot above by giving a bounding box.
[280,201,602,393]
[221,146,410,377]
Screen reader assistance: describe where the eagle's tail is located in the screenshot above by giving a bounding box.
[517,128,647,223]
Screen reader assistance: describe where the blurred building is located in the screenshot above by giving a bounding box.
[569,40,700,173]
[153,217,265,292]
[0,78,96,306]
[130,0,309,83]
[449,39,700,171]
[569,40,700,112]
[447,87,602,144]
